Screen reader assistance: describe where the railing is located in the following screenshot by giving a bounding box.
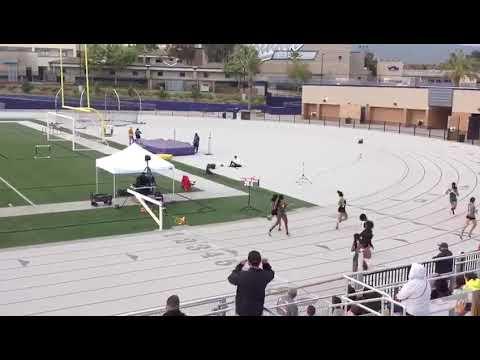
[347,250,480,298]
[117,275,345,316]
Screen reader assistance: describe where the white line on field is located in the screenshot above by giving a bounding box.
[0,176,35,206]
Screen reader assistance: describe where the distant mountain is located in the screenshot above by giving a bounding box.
[354,44,480,64]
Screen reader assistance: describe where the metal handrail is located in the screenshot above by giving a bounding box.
[118,275,345,316]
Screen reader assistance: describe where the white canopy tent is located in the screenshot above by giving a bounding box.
[95,143,176,198]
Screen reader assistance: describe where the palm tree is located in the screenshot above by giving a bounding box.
[441,50,478,86]
[224,45,261,110]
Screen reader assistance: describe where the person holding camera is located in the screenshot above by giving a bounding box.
[227,250,275,316]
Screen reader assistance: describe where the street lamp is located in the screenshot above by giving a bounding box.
[320,52,325,82]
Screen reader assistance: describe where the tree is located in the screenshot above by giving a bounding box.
[441,50,478,86]
[203,44,235,63]
[135,44,159,53]
[287,50,312,93]
[364,52,377,77]
[469,50,480,60]
[86,44,138,86]
[224,45,261,110]
[166,44,196,64]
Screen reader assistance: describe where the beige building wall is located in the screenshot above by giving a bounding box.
[302,85,429,110]
[450,90,480,132]
[339,103,362,119]
[452,89,480,114]
[406,109,426,125]
[369,107,404,123]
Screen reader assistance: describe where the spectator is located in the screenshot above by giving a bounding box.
[331,296,344,316]
[306,305,316,316]
[463,273,480,292]
[433,242,453,275]
[163,295,186,316]
[227,250,275,316]
[347,304,366,316]
[455,291,480,316]
[361,287,382,313]
[396,263,431,316]
[430,278,452,300]
[276,288,299,316]
[453,275,466,295]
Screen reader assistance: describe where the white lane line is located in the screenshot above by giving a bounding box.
[0,176,35,206]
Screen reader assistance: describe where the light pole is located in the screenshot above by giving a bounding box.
[320,52,325,82]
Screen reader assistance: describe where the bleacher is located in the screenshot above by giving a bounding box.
[120,249,480,316]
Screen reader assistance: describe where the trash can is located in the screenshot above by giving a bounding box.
[458,134,465,143]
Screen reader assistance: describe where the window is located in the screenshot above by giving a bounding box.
[145,57,151,64]
[225,73,230,78]
[180,72,186,77]
[338,55,343,61]
[156,59,162,63]
[132,71,138,76]
[203,72,209,78]
[110,70,115,75]
[158,71,163,77]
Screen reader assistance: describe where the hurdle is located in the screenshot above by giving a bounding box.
[127,188,164,231]
[34,145,52,159]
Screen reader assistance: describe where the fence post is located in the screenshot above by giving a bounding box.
[383,121,386,132]
[293,115,296,123]
[414,125,416,136]
[279,115,281,122]
[443,127,446,140]
[398,122,401,134]
[428,127,431,138]
[323,117,326,126]
[338,118,341,128]
[368,120,371,130]
[353,119,356,128]
[309,117,311,124]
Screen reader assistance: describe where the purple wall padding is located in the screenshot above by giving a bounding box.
[140,139,195,156]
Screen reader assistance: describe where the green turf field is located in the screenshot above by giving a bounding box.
[0,121,315,249]
[0,123,183,207]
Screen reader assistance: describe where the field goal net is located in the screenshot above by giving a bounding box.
[44,111,73,143]
[71,108,109,151]
[45,110,109,152]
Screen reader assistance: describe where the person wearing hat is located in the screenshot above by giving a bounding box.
[433,242,453,276]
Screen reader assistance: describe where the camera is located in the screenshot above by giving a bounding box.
[145,155,151,162]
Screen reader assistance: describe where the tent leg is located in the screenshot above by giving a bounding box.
[113,174,116,200]
[96,167,98,194]
[172,169,175,197]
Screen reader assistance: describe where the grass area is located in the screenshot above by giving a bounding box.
[0,120,315,249]
[0,123,183,207]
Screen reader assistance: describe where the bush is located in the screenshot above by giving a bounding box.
[157,89,168,99]
[191,85,201,100]
[21,82,33,93]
